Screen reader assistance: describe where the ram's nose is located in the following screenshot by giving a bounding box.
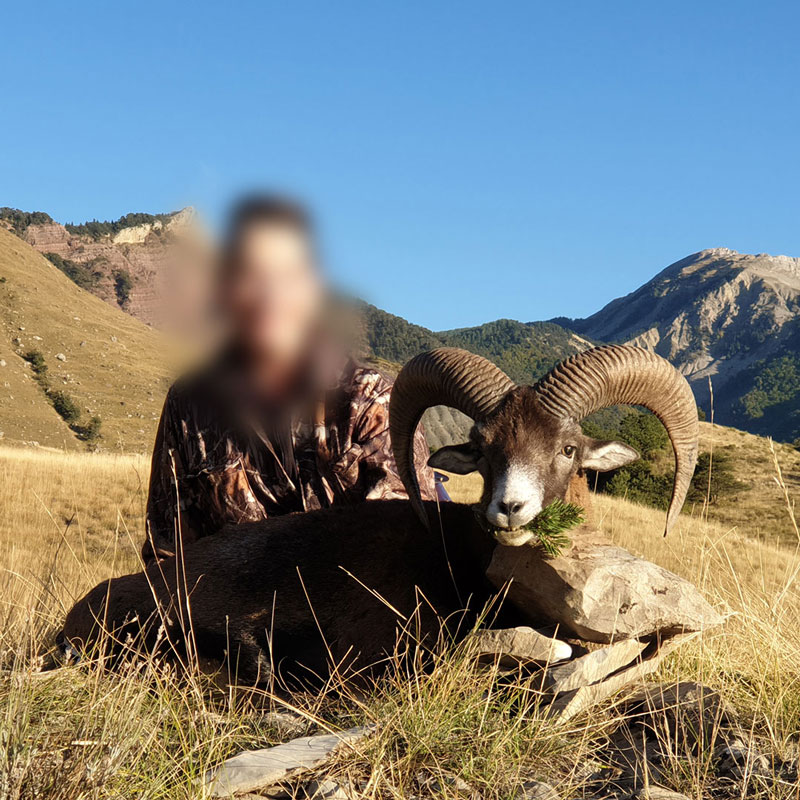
[486,498,538,530]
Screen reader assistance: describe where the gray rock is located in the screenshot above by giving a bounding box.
[55,353,66,361]
[716,739,771,780]
[544,639,648,694]
[779,757,798,784]
[415,770,482,798]
[516,779,559,799]
[548,637,688,721]
[203,726,374,797]
[0,360,5,367]
[487,529,722,643]
[261,710,309,739]
[632,788,690,800]
[300,778,354,799]
[607,681,740,790]
[470,626,573,666]
[622,682,739,742]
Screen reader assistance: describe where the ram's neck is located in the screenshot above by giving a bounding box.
[566,472,593,526]
[437,503,497,578]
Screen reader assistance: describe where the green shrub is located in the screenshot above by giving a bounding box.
[617,412,669,458]
[22,349,50,390]
[74,415,102,447]
[739,355,800,420]
[22,349,47,374]
[597,449,746,511]
[48,390,81,424]
[43,253,103,292]
[65,212,171,240]
[0,207,53,234]
[602,461,672,509]
[686,451,746,505]
[113,269,134,307]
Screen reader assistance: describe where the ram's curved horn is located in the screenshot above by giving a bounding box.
[390,348,516,527]
[533,344,699,535]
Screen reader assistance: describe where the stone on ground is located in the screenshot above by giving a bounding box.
[632,788,691,800]
[203,726,374,797]
[470,626,572,666]
[544,639,648,694]
[547,637,688,721]
[515,779,559,799]
[487,529,722,643]
[300,778,354,799]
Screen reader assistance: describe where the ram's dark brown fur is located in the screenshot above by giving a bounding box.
[60,501,511,685]
[60,345,698,685]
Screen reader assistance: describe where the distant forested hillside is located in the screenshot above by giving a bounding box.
[360,303,589,386]
[358,302,445,363]
[440,319,591,385]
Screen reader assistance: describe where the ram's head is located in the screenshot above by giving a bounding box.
[390,345,698,546]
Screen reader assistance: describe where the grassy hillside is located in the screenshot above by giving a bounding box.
[582,414,800,545]
[0,228,180,452]
[694,421,800,541]
[0,443,798,797]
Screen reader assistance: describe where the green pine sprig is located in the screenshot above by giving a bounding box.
[522,499,584,557]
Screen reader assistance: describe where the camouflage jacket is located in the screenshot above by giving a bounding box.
[143,357,436,563]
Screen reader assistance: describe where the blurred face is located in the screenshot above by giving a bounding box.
[222,221,323,366]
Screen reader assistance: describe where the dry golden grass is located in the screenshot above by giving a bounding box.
[1,443,799,798]
[695,421,800,542]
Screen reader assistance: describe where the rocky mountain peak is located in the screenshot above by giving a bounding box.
[568,247,800,439]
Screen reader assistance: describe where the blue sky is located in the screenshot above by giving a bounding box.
[1,1,798,329]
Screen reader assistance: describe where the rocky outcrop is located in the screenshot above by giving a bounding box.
[20,208,205,327]
[568,248,800,432]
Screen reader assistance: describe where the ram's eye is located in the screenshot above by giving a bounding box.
[561,445,577,458]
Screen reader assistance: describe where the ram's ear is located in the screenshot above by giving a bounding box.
[581,439,639,472]
[428,443,480,475]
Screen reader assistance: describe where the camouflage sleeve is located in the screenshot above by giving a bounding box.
[142,388,200,563]
[352,372,437,502]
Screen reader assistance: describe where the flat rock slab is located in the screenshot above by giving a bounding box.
[487,529,722,643]
[544,639,649,694]
[470,626,573,666]
[548,636,688,722]
[204,726,374,797]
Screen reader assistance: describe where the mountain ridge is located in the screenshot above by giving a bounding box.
[558,248,800,439]
[4,208,799,442]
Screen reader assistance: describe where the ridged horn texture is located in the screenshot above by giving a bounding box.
[390,348,516,528]
[534,344,699,536]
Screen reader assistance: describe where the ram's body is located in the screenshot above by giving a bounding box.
[61,345,699,685]
[61,501,504,684]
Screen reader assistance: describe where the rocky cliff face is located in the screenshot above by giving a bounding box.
[568,248,800,438]
[18,208,204,327]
